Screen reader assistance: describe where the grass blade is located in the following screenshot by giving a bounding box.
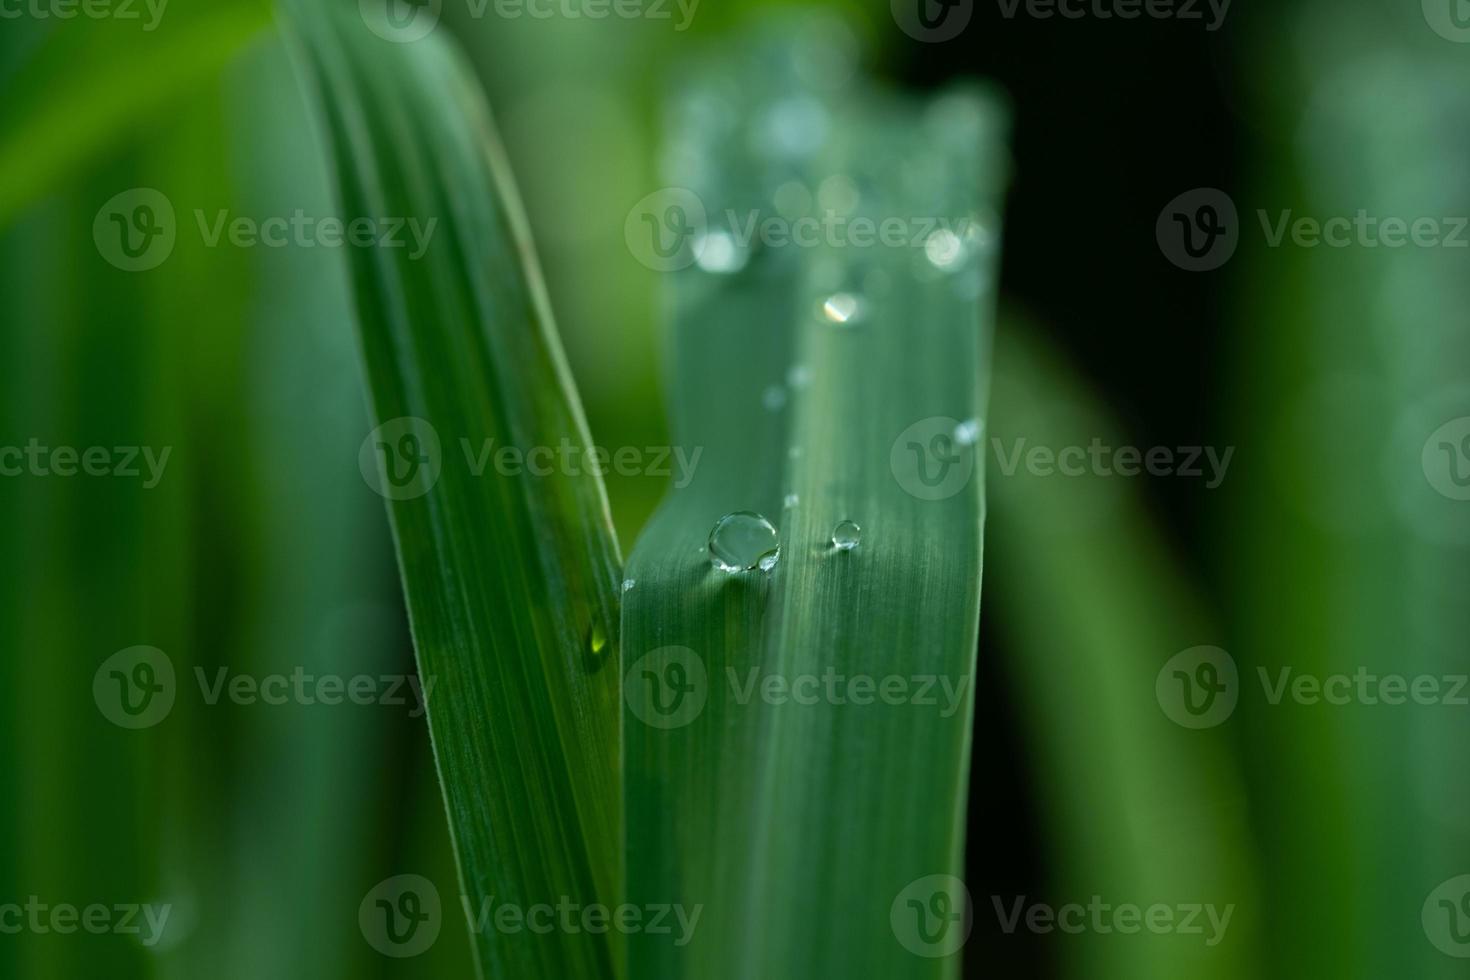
[280,7,623,977]
[621,20,1007,978]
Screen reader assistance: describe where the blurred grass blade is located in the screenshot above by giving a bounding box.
[986,319,1261,979]
[622,19,1007,979]
[0,0,272,228]
[280,6,622,978]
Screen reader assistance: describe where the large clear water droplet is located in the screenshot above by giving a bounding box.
[694,229,749,274]
[832,519,861,551]
[708,511,780,573]
[821,292,865,325]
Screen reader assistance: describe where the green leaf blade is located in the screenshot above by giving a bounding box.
[281,7,622,978]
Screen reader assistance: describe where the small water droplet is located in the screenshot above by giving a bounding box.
[821,292,864,325]
[788,446,803,459]
[784,493,800,509]
[621,578,636,593]
[924,228,965,270]
[954,418,982,446]
[694,229,749,274]
[763,385,787,411]
[832,520,861,551]
[787,365,811,389]
[708,511,781,573]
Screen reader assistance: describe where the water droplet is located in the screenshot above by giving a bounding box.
[821,292,864,325]
[708,511,781,573]
[763,385,787,411]
[621,578,636,593]
[784,493,800,509]
[924,228,965,270]
[954,418,982,446]
[694,229,749,274]
[788,446,803,459]
[787,365,811,389]
[832,519,861,551]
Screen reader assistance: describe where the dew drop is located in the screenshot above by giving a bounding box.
[763,385,787,411]
[587,620,609,655]
[954,418,982,446]
[621,578,636,593]
[787,364,811,389]
[784,493,800,509]
[924,228,965,270]
[694,229,749,274]
[832,519,861,551]
[821,292,864,325]
[708,511,781,573]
